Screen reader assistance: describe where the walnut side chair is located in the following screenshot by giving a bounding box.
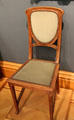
[8,7,64,120]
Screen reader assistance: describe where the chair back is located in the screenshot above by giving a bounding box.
[26,7,64,63]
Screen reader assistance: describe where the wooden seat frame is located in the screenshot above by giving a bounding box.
[8,7,64,120]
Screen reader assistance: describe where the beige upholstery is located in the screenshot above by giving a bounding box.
[31,11,58,43]
[13,60,56,86]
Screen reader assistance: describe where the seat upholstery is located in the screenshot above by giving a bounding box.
[13,60,56,86]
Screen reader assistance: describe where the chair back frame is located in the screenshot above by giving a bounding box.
[26,7,64,63]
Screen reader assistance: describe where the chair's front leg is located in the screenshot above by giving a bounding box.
[48,95,54,120]
[8,83,19,114]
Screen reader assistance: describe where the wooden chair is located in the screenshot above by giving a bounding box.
[8,7,64,120]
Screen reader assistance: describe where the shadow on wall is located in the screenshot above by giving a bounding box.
[32,22,64,61]
[31,0,72,5]
[0,52,4,79]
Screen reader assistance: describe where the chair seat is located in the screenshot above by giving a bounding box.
[13,60,56,86]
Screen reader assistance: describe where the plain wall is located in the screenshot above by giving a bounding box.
[0,0,74,72]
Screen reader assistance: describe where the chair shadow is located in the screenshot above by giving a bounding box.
[31,0,72,5]
[0,52,4,79]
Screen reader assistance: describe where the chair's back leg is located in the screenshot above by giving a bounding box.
[48,95,54,120]
[56,75,60,94]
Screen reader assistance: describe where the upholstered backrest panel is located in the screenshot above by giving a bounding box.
[31,11,58,43]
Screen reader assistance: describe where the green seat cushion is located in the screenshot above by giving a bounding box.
[13,60,56,86]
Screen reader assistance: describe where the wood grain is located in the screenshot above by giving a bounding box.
[0,88,13,120]
[5,88,72,120]
[0,61,22,78]
[0,85,74,120]
[59,70,74,90]
[0,77,8,91]
[68,103,74,120]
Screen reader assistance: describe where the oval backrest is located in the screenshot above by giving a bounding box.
[31,11,58,43]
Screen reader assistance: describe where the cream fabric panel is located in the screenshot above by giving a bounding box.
[31,11,58,43]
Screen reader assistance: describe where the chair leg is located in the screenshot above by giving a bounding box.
[8,83,19,114]
[48,95,54,120]
[17,88,25,104]
[53,91,56,113]
[56,75,60,94]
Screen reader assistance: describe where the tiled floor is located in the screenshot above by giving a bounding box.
[0,84,74,120]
